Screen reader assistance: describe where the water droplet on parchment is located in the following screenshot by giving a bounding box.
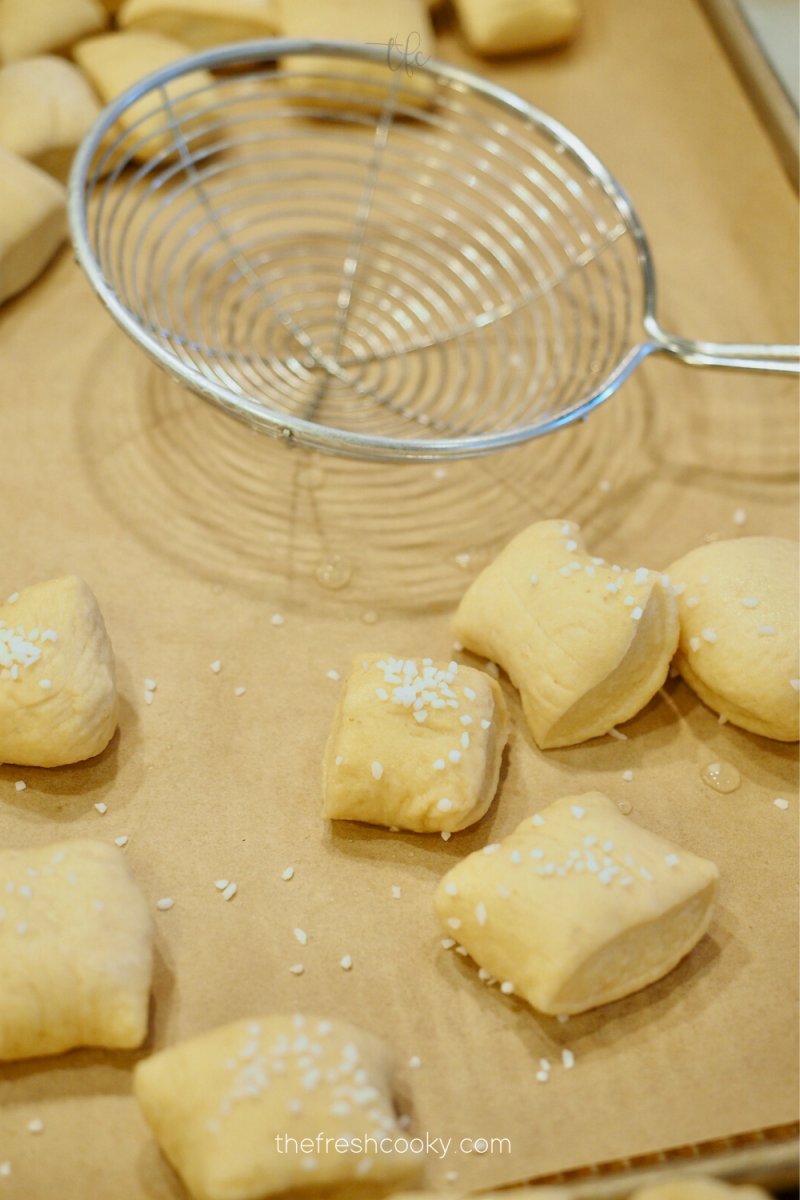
[315,555,353,590]
[701,761,741,794]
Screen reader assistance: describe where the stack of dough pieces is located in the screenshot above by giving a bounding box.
[667,537,799,741]
[117,0,279,50]
[324,653,508,833]
[0,57,102,182]
[452,0,580,55]
[0,575,118,767]
[0,839,153,1060]
[134,1014,422,1200]
[434,791,719,1014]
[0,148,68,306]
[453,519,680,748]
[0,0,108,62]
[276,0,436,108]
[74,30,217,162]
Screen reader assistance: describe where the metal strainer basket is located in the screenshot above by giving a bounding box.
[68,40,799,461]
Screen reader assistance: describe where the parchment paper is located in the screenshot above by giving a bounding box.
[0,0,797,1196]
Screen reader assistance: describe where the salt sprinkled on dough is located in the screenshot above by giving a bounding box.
[282,867,294,880]
[94,803,107,814]
[447,917,461,929]
[391,886,401,899]
[686,597,700,608]
[532,813,545,826]
[562,1049,575,1069]
[144,679,156,691]
[500,981,514,994]
[742,597,759,607]
[437,798,452,812]
[7,594,18,604]
[441,832,451,841]
[115,836,128,847]
[14,781,25,791]
[27,1118,43,1134]
[156,898,174,910]
[371,762,383,780]
[570,805,585,820]
[409,1056,421,1068]
[757,625,777,635]
[622,770,633,782]
[774,798,789,810]
[0,1163,10,1177]
[631,607,643,620]
[271,614,284,626]
[222,883,237,901]
[327,670,340,680]
[39,680,51,689]
[664,854,679,865]
[340,955,352,969]
[234,687,246,696]
[689,636,702,651]
[791,680,800,691]
[445,881,457,895]
[294,928,307,945]
[733,509,747,525]
[289,964,304,975]
[608,727,627,741]
[210,661,221,673]
[433,759,445,770]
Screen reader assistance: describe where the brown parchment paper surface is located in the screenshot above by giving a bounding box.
[0,0,797,1195]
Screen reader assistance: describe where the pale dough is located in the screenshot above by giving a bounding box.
[0,575,118,767]
[276,0,436,107]
[73,31,216,163]
[118,0,278,50]
[434,790,718,1015]
[667,537,799,741]
[0,0,108,63]
[630,1179,771,1200]
[0,838,153,1060]
[452,0,579,55]
[452,519,680,749]
[0,57,101,183]
[0,148,67,307]
[323,653,508,833]
[134,1014,423,1200]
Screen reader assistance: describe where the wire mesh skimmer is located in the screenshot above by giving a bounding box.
[69,40,800,461]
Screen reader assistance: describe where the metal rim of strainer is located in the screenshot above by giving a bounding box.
[67,39,796,462]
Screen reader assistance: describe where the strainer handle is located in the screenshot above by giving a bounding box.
[645,320,799,373]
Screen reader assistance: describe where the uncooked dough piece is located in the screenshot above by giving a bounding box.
[0,838,153,1060]
[0,575,118,767]
[630,1179,771,1200]
[118,0,278,50]
[452,520,680,749]
[667,537,799,742]
[453,0,579,55]
[73,31,217,163]
[0,148,67,307]
[0,0,108,63]
[434,790,719,1015]
[324,653,509,833]
[134,1014,423,1200]
[0,57,101,183]
[277,0,436,107]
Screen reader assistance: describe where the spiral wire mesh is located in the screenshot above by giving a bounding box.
[71,43,657,459]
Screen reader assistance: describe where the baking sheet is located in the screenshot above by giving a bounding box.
[0,0,798,1195]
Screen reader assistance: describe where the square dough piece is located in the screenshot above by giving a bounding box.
[324,653,509,833]
[453,0,579,56]
[667,537,799,742]
[0,57,102,183]
[134,1014,423,1200]
[630,1180,771,1200]
[452,519,679,749]
[0,838,153,1060]
[276,0,436,108]
[0,148,67,307]
[0,0,108,63]
[118,0,278,51]
[73,31,217,163]
[434,791,719,1015]
[0,575,118,767]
